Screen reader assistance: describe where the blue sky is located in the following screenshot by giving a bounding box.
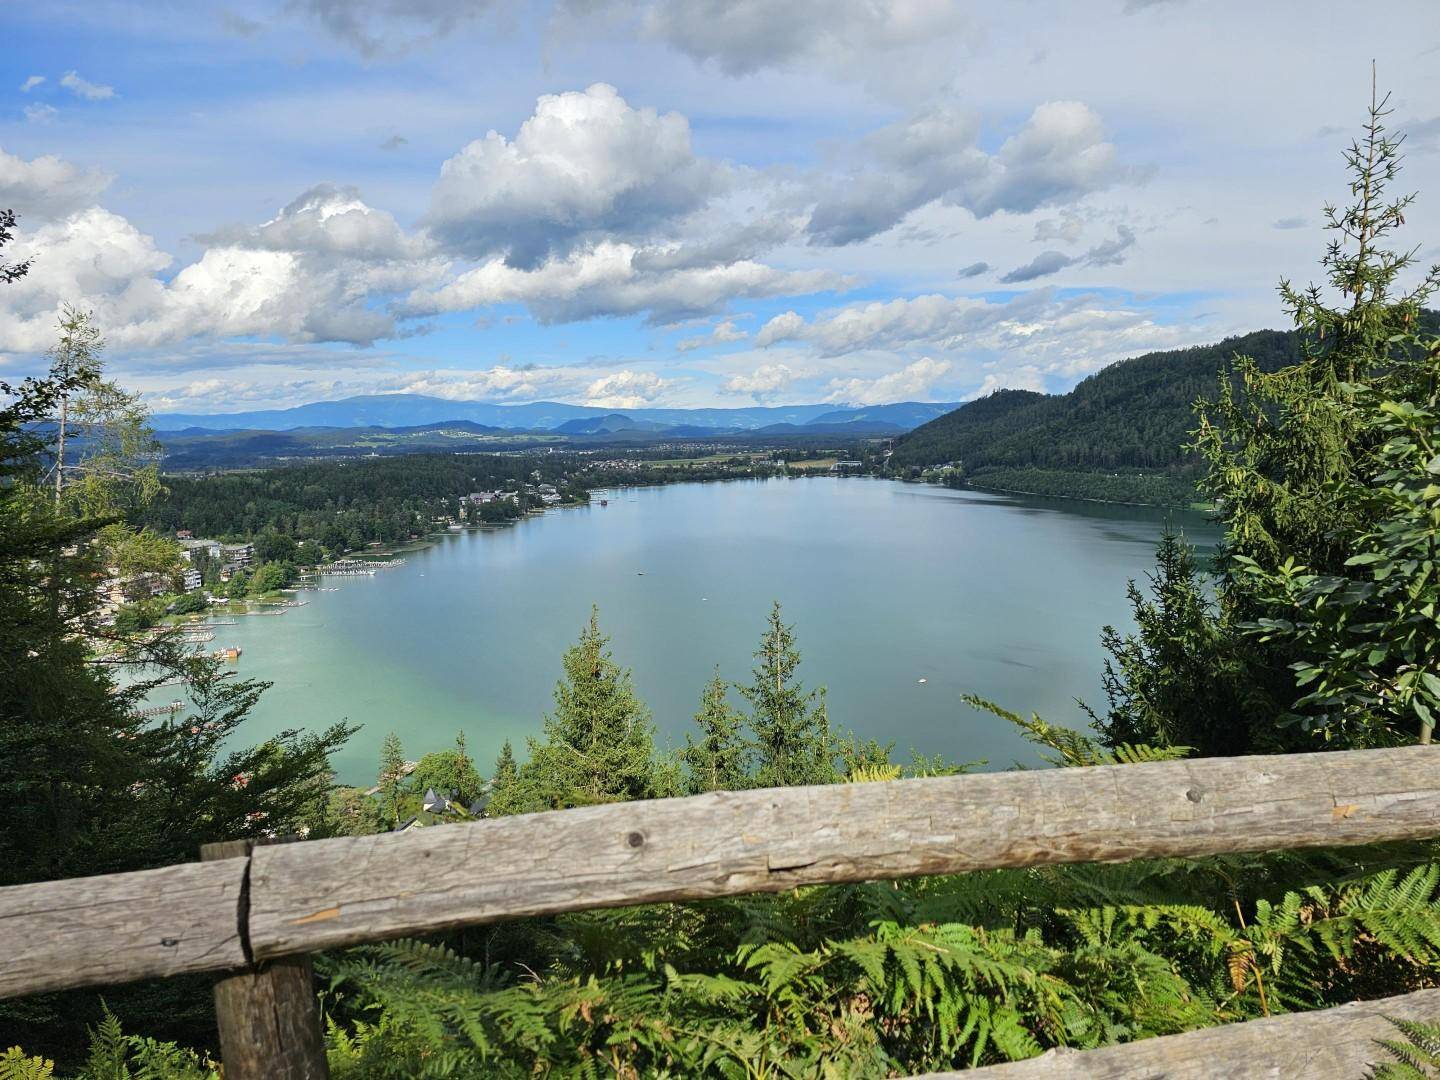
[2,0,1438,414]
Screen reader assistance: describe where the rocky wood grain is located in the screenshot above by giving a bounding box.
[247,745,1440,958]
[0,858,248,999]
[939,987,1440,1078]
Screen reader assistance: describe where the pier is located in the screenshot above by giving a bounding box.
[131,700,184,719]
[319,557,404,575]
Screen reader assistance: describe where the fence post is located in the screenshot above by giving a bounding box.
[201,838,328,1080]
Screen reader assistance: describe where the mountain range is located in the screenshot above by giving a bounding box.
[153,397,960,434]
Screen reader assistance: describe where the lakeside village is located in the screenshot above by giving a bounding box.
[100,472,597,644]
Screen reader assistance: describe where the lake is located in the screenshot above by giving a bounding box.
[211,478,1220,785]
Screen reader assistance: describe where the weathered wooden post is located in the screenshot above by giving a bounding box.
[201,838,328,1080]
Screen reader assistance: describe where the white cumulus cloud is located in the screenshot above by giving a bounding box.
[585,369,672,408]
[201,182,429,262]
[0,156,441,353]
[0,148,113,221]
[427,83,729,267]
[720,362,801,400]
[822,357,952,404]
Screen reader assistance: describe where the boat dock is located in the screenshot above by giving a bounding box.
[319,557,405,576]
[132,701,184,719]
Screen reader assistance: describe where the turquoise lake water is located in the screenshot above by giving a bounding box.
[206,478,1220,784]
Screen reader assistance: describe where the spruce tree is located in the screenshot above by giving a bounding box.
[514,607,658,809]
[739,602,835,788]
[493,739,517,787]
[378,732,406,829]
[1195,80,1438,575]
[485,739,520,816]
[1087,533,1253,756]
[682,669,748,793]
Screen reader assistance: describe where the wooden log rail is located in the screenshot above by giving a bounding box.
[2,744,1438,1077]
[949,988,1440,1079]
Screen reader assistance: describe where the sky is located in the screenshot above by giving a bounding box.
[1,1,1438,415]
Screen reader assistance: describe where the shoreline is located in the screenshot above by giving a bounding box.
[955,478,1210,512]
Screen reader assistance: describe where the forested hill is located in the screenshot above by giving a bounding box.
[892,328,1305,477]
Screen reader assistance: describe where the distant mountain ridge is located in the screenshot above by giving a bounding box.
[153,396,960,434]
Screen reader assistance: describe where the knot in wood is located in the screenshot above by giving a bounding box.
[1185,788,1204,803]
[159,938,179,948]
[627,831,645,849]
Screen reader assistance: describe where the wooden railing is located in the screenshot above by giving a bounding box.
[3,746,1438,1077]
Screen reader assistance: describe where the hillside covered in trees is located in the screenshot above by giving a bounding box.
[890,329,1308,503]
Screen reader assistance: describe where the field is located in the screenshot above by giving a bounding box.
[785,457,839,471]
[645,452,770,467]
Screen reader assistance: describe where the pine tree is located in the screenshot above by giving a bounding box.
[739,602,835,788]
[512,607,658,810]
[682,669,749,793]
[379,732,406,830]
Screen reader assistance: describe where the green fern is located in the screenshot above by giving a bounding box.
[1371,1018,1440,1078]
[0,1048,55,1080]
[3,1025,217,1080]
[0,1005,219,1080]
[320,855,1440,1075]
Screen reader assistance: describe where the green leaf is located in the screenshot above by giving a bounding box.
[1345,552,1387,566]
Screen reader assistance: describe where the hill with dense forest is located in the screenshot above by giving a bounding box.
[889,328,1307,503]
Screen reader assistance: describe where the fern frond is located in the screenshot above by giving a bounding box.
[1371,1017,1440,1078]
[0,1048,54,1080]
